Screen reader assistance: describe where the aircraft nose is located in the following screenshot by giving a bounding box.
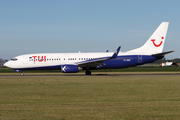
[4,62,10,68]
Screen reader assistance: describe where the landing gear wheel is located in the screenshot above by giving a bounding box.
[20,72,24,76]
[85,70,91,75]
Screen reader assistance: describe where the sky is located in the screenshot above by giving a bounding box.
[0,0,180,60]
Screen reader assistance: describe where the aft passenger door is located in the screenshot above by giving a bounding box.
[138,55,142,63]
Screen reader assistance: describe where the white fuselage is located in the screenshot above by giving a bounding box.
[4,22,171,75]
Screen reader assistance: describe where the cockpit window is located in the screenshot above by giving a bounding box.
[11,58,18,61]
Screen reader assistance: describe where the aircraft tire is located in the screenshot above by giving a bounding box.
[20,73,24,76]
[85,70,91,75]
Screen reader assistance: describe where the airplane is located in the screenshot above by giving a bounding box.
[4,22,174,75]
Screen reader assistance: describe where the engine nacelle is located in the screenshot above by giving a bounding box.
[61,65,79,73]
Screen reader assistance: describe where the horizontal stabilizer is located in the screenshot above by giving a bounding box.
[152,51,174,57]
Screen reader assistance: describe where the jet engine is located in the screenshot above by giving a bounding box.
[61,65,80,73]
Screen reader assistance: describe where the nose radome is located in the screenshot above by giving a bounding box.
[4,62,10,68]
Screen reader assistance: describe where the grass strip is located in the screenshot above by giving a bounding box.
[0,76,180,119]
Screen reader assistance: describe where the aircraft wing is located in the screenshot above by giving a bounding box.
[77,46,121,68]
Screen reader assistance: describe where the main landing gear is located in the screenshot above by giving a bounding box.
[85,70,91,75]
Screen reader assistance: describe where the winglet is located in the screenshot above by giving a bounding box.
[111,46,121,59]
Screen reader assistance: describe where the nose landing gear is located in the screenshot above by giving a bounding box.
[20,72,24,76]
[15,70,24,76]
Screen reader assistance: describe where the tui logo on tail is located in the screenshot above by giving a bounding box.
[151,37,164,47]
